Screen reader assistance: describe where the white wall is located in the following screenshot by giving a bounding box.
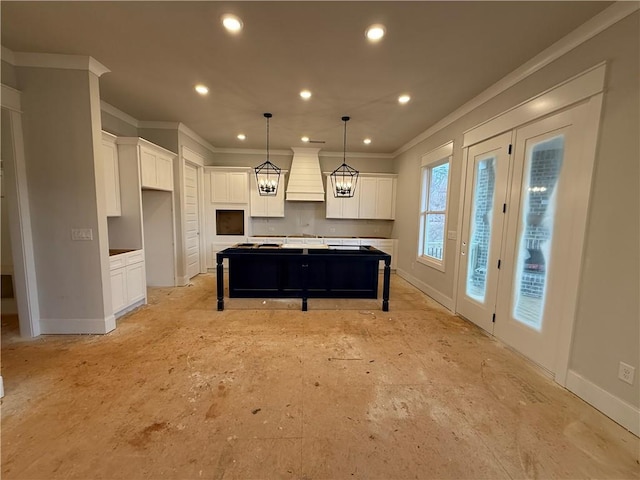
[18,65,112,332]
[392,13,639,408]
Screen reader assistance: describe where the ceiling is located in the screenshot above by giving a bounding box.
[1,1,612,154]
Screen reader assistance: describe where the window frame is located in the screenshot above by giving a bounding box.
[417,141,453,272]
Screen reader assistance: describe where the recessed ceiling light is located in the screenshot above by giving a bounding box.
[195,84,209,95]
[301,136,310,143]
[300,90,312,100]
[237,134,246,140]
[363,138,372,145]
[398,94,411,104]
[222,14,243,33]
[366,24,386,42]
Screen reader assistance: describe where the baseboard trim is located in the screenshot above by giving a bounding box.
[566,370,640,437]
[395,268,454,311]
[40,315,116,334]
[114,299,146,320]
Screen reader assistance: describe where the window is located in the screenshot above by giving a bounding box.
[418,142,453,271]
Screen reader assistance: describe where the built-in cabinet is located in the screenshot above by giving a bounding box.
[210,170,248,203]
[140,144,174,191]
[250,173,286,217]
[102,131,121,217]
[325,174,396,220]
[109,249,146,317]
[325,174,360,219]
[358,176,396,220]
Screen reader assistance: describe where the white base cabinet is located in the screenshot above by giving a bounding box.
[110,250,146,317]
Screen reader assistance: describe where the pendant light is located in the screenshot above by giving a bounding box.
[254,112,281,196]
[330,116,359,198]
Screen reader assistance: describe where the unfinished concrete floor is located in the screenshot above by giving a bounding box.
[1,273,638,479]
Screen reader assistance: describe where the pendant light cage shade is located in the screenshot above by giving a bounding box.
[255,112,281,196]
[330,116,359,198]
[255,160,281,196]
[330,163,359,198]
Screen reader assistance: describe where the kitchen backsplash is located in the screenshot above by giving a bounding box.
[250,201,394,238]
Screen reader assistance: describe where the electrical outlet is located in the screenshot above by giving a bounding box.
[618,362,635,385]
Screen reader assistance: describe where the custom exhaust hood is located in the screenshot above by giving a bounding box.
[285,147,326,202]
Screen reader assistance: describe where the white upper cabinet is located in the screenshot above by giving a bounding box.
[326,174,396,220]
[102,132,121,217]
[358,176,396,220]
[208,169,248,204]
[250,173,285,217]
[139,143,174,191]
[325,174,361,219]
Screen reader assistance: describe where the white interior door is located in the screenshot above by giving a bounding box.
[494,103,588,372]
[456,132,512,333]
[184,163,201,279]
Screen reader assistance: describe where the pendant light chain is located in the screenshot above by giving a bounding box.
[254,112,280,196]
[343,116,347,164]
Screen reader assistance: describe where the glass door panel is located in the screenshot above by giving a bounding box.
[466,156,496,303]
[512,135,564,330]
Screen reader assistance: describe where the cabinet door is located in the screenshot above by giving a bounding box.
[140,149,157,188]
[342,187,360,219]
[325,175,359,218]
[102,139,121,216]
[375,178,395,219]
[325,175,342,218]
[249,176,268,216]
[210,172,230,203]
[358,177,378,219]
[155,155,173,191]
[110,267,127,313]
[228,172,248,203]
[126,262,146,304]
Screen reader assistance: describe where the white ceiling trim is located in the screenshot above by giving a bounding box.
[463,62,606,147]
[10,51,110,77]
[394,1,639,157]
[100,100,140,128]
[177,124,216,153]
[211,147,394,159]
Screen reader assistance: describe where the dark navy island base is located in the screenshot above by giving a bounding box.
[216,244,391,312]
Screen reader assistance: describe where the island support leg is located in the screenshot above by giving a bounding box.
[301,262,308,312]
[382,258,391,312]
[216,254,224,311]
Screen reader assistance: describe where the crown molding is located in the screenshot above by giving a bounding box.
[138,120,179,130]
[10,52,110,77]
[394,1,640,157]
[177,123,216,153]
[100,100,140,128]
[212,147,292,156]
[211,147,393,159]
[1,84,22,112]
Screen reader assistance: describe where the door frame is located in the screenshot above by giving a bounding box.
[452,63,606,386]
[181,146,207,278]
[1,84,41,338]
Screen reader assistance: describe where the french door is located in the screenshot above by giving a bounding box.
[456,132,511,333]
[457,103,589,373]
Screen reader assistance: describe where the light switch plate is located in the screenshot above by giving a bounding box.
[71,228,93,241]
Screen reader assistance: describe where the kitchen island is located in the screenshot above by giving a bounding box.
[216,244,391,311]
